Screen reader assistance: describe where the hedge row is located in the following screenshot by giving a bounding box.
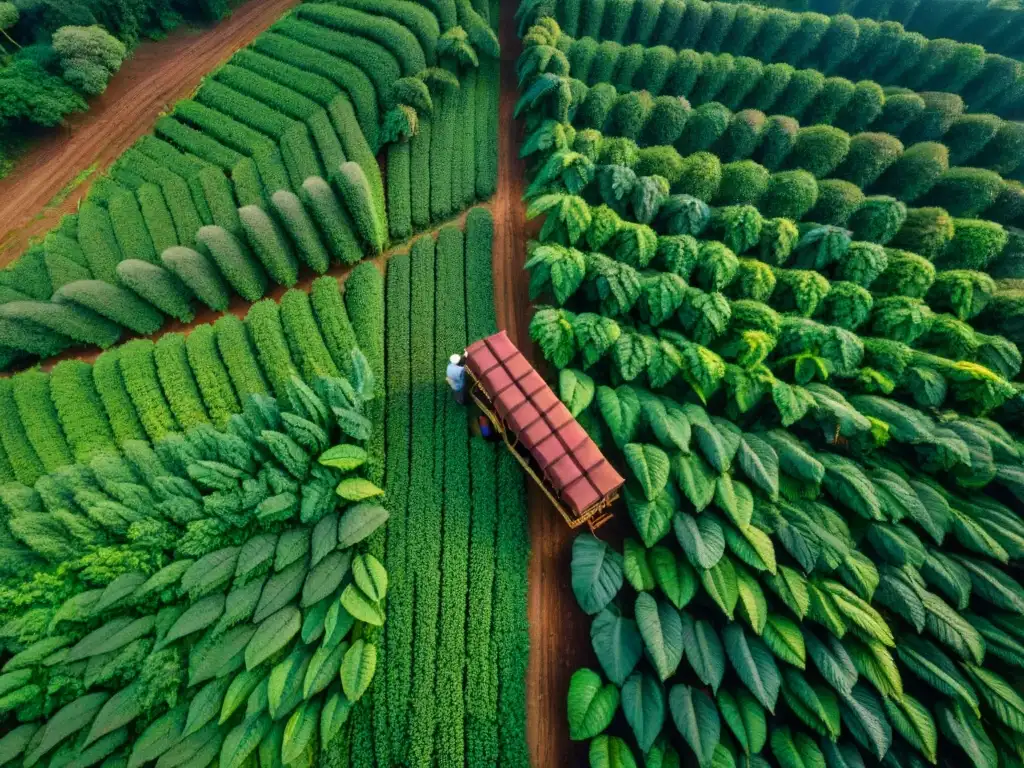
[521,0,1024,116]
[541,31,1024,178]
[564,79,1024,178]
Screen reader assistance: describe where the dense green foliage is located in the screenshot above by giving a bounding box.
[517,12,1024,767]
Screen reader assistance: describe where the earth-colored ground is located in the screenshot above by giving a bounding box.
[0,0,300,262]
[6,2,612,763]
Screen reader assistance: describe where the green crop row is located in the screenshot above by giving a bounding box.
[520,0,1024,118]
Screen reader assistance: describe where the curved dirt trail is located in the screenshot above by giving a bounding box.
[0,0,299,263]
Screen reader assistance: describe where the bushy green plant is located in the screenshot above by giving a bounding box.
[836,132,904,189]
[834,79,885,134]
[678,101,732,154]
[195,224,268,302]
[848,196,908,245]
[245,298,299,402]
[761,170,818,220]
[115,259,195,323]
[874,248,936,298]
[636,146,685,185]
[92,347,147,444]
[184,323,239,428]
[714,160,770,206]
[945,113,1002,166]
[771,67,824,120]
[153,331,209,429]
[332,161,386,254]
[874,91,925,135]
[937,218,1009,270]
[301,177,363,265]
[280,288,339,381]
[49,359,118,462]
[54,280,164,335]
[271,190,331,275]
[755,114,799,171]
[878,141,949,202]
[715,108,765,163]
[809,179,864,226]
[924,167,1006,218]
[803,75,855,126]
[161,245,232,312]
[676,152,723,202]
[907,92,964,143]
[136,183,179,254]
[890,206,956,260]
[214,313,269,404]
[117,338,178,440]
[788,124,850,178]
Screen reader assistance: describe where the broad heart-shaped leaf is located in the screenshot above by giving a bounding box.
[762,614,806,670]
[622,671,665,753]
[839,684,892,762]
[317,445,367,471]
[674,512,725,569]
[336,502,389,547]
[340,640,376,702]
[245,606,301,671]
[589,735,638,768]
[625,484,676,547]
[635,593,683,681]
[571,535,624,615]
[938,700,998,768]
[624,443,671,501]
[597,385,641,449]
[648,545,698,609]
[672,451,717,512]
[560,368,595,417]
[717,688,766,756]
[681,614,725,693]
[591,608,643,686]
[724,624,780,714]
[669,685,720,768]
[335,478,384,502]
[567,668,619,741]
[737,434,779,499]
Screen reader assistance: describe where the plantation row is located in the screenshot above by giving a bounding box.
[722,0,1024,59]
[517,0,1024,119]
[0,257,395,768]
[350,207,530,768]
[517,10,1024,768]
[0,0,501,372]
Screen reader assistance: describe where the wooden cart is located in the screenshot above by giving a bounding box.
[463,331,624,533]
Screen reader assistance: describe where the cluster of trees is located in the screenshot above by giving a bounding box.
[0,0,237,176]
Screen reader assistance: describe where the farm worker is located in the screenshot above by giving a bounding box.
[446,353,467,404]
[479,414,497,440]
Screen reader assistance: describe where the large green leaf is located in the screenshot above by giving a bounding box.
[625,443,671,501]
[625,485,676,547]
[649,545,698,610]
[567,668,619,741]
[723,624,780,713]
[737,434,779,499]
[770,727,824,768]
[701,556,739,620]
[839,684,892,762]
[781,669,841,741]
[681,615,725,693]
[245,607,301,671]
[883,693,938,764]
[623,539,655,592]
[938,701,997,768]
[635,593,683,681]
[672,451,717,512]
[674,512,725,569]
[590,608,643,687]
[716,688,765,756]
[621,670,665,753]
[762,614,805,670]
[571,535,624,615]
[669,685,720,768]
[589,735,638,768]
[340,640,376,702]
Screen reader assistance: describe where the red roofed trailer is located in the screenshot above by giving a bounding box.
[464,331,624,532]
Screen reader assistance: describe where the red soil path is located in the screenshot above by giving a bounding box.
[0,0,300,263]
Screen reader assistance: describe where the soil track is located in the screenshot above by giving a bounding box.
[0,0,300,262]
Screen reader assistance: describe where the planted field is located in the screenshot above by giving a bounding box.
[516,1,1024,766]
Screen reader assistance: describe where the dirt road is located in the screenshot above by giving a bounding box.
[0,0,300,262]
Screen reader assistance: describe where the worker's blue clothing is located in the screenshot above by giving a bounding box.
[446,362,466,391]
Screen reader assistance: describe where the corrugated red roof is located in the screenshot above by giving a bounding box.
[465,331,625,516]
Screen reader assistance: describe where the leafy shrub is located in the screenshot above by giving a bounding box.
[77,200,122,283]
[874,91,925,135]
[976,121,1024,175]
[0,378,44,485]
[153,331,209,429]
[197,166,242,236]
[937,218,1009,270]
[232,156,269,209]
[214,313,269,402]
[809,179,864,226]
[0,300,122,349]
[609,90,653,140]
[945,113,1002,166]
[271,190,331,274]
[874,248,936,298]
[311,276,358,377]
[245,298,299,401]
[678,102,732,154]
[715,56,763,111]
[907,92,964,143]
[196,224,268,302]
[803,75,855,126]
[641,95,690,146]
[835,79,885,134]
[184,323,240,427]
[636,146,685,185]
[136,183,179,254]
[690,51,734,105]
[925,167,1006,218]
[835,132,904,188]
[772,67,825,120]
[332,161,386,254]
[301,177,363,265]
[890,206,956,259]
[761,170,818,220]
[789,125,850,178]
[92,347,147,443]
[755,114,799,170]
[116,259,194,323]
[577,81,617,129]
[714,160,770,206]
[675,152,722,201]
[848,195,907,244]
[11,368,72,472]
[54,280,164,335]
[161,245,231,311]
[636,46,679,95]
[715,108,765,163]
[878,141,949,201]
[49,359,118,462]
[118,338,179,440]
[108,191,157,264]
[239,204,299,287]
[747,62,794,113]
[280,288,339,381]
